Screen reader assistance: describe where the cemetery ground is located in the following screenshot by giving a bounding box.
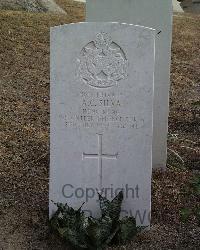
[0,1,199,249]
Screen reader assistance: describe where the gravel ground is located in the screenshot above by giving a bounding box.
[0,2,199,249]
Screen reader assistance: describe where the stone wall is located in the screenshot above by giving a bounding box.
[0,0,66,13]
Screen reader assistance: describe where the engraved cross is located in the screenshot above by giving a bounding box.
[82,134,118,190]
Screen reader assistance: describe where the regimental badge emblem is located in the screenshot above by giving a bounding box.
[77,32,128,88]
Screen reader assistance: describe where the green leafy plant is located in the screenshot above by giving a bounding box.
[50,191,142,249]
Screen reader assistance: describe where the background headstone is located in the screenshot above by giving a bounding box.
[50,22,155,227]
[86,0,173,169]
[173,0,184,12]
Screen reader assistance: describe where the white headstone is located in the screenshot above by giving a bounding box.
[86,0,173,169]
[173,0,184,12]
[50,22,155,227]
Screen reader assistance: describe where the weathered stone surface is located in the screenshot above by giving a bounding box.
[49,22,155,227]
